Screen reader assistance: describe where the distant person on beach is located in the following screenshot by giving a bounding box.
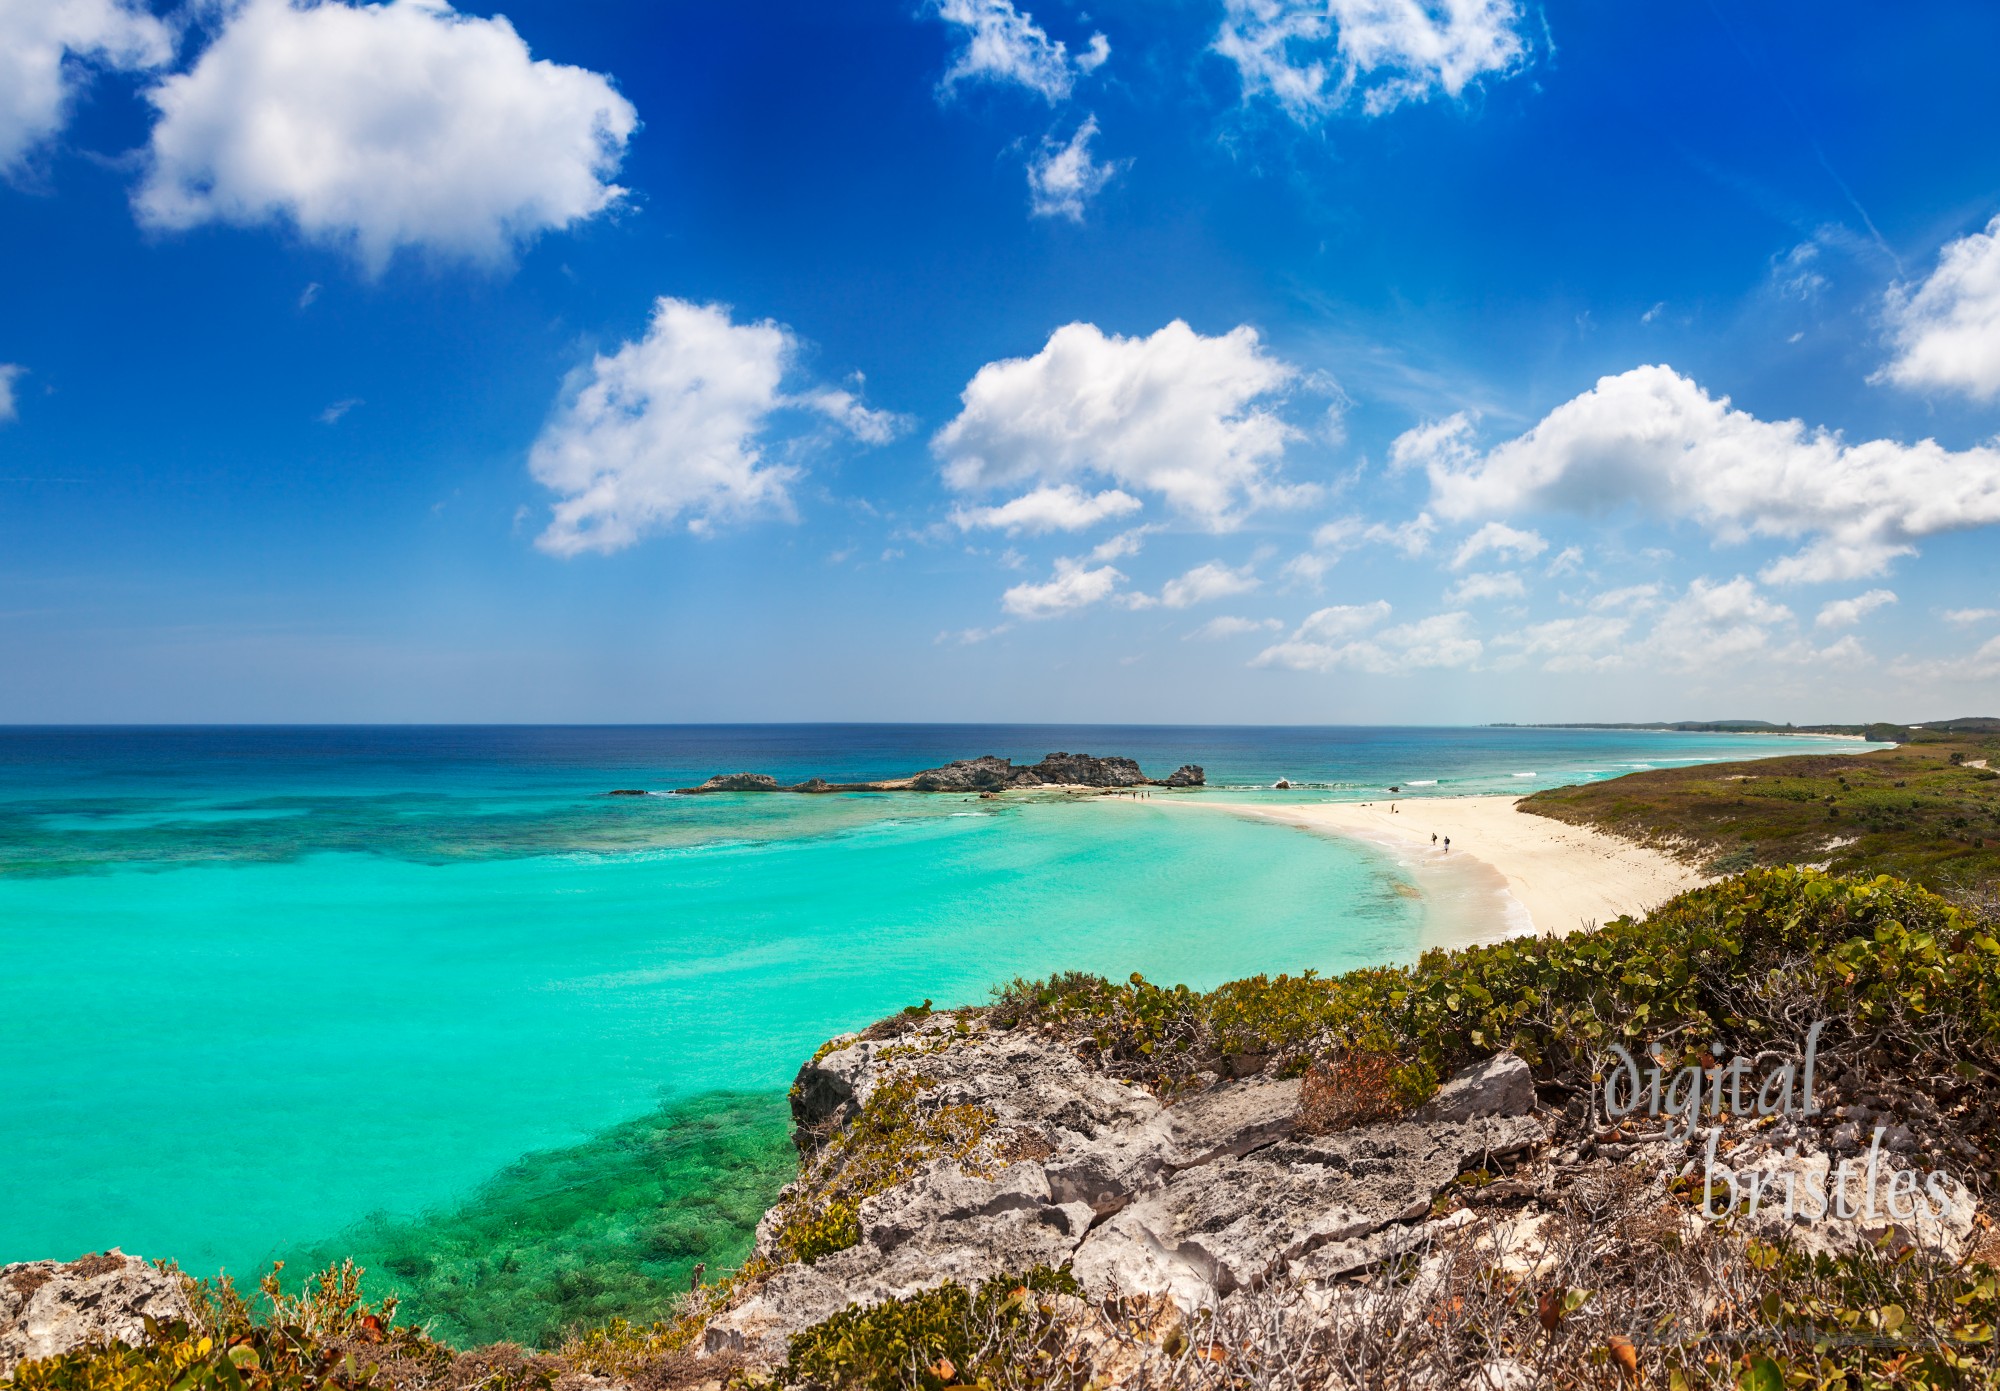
[1431,832,1437,844]
[1444,837,1451,851]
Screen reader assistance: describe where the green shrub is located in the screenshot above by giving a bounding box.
[768,1077,997,1265]
[994,870,2000,1134]
[783,1267,1081,1391]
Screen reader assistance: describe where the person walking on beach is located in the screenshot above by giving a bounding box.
[1443,836,1450,852]
[1431,832,1437,845]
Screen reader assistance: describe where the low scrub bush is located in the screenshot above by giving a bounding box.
[783,1267,1082,1391]
[1296,1049,1437,1134]
[767,1077,998,1265]
[995,870,2000,1174]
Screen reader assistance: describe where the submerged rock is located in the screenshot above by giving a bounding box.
[0,1252,193,1377]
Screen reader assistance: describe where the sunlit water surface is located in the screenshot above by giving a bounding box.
[0,725,1874,1342]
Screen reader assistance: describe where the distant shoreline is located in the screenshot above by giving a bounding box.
[1487,723,1898,742]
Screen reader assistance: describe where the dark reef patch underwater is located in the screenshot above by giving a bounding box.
[277,1092,794,1350]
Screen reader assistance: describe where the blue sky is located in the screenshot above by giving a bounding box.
[3,0,1999,723]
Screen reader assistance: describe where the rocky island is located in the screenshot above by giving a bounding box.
[616,752,1206,797]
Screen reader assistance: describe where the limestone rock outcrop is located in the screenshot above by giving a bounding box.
[0,1252,193,1377]
[690,773,783,793]
[699,1017,1544,1362]
[1414,1049,1537,1124]
[908,757,1044,792]
[1022,753,1148,788]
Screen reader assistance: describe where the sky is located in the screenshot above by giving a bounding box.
[3,0,1999,725]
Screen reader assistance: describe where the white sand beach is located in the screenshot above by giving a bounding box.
[1162,795,1711,951]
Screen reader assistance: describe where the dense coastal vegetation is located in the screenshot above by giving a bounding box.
[1522,727,2000,890]
[12,729,2000,1389]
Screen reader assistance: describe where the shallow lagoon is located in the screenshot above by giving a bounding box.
[0,725,1872,1341]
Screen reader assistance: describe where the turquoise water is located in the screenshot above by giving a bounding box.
[0,724,1876,1342]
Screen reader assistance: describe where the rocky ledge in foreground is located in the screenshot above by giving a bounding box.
[685,1009,1985,1379]
[640,752,1205,796]
[0,1252,193,1378]
[697,1017,1544,1363]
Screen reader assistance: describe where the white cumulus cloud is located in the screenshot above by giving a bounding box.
[1499,578,1875,675]
[0,365,25,423]
[1814,589,1896,629]
[932,0,1106,102]
[1215,0,1528,122]
[1089,527,1152,561]
[1493,614,1633,673]
[1879,213,2000,402]
[137,0,637,270]
[1401,365,2000,584]
[1001,557,1125,618]
[1363,512,1436,557]
[1647,576,1793,671]
[1895,634,2000,685]
[934,319,1308,529]
[530,298,899,556]
[1444,570,1524,604]
[951,483,1141,534]
[1159,560,1261,609]
[1027,115,1118,221]
[1187,615,1283,640]
[1587,583,1661,612]
[1294,601,1393,643]
[1253,601,1479,673]
[1257,609,1480,674]
[1942,607,1998,626]
[0,0,170,176]
[1450,519,1545,570]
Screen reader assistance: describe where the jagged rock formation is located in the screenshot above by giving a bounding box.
[665,753,1206,795]
[698,1016,1541,1361]
[694,1009,1989,1375]
[0,1252,193,1377]
[907,757,1044,792]
[688,773,784,793]
[1022,753,1147,788]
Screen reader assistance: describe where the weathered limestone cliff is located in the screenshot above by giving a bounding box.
[685,1008,1985,1381]
[696,1015,1544,1364]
